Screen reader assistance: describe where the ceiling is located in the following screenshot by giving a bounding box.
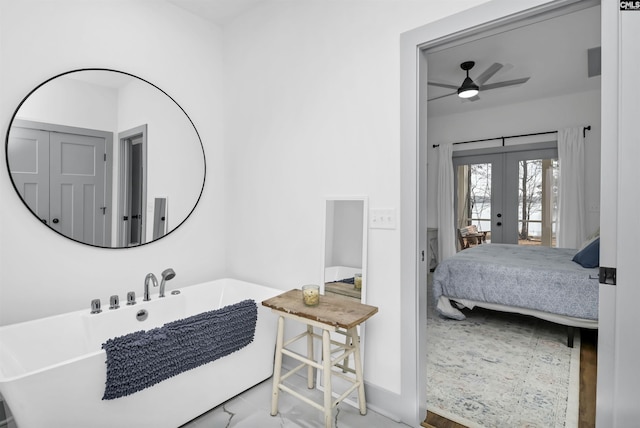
[166,0,268,26]
[426,4,601,117]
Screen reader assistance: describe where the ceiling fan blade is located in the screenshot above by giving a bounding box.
[427,92,456,101]
[467,95,481,102]
[475,63,503,85]
[428,81,459,90]
[480,77,530,91]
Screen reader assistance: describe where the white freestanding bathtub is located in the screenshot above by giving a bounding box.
[0,278,282,428]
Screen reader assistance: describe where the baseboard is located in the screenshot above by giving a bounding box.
[361,381,403,422]
[281,356,403,422]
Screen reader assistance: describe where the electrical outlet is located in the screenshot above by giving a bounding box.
[370,208,397,229]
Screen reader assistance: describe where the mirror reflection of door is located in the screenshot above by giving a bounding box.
[6,69,206,248]
[152,197,168,240]
[118,125,147,247]
[321,197,368,408]
[7,122,110,246]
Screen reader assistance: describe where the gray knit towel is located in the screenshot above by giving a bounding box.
[102,299,257,400]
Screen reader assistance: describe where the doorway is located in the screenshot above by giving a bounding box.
[117,125,148,247]
[399,1,602,425]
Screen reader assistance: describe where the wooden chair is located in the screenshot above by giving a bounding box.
[457,225,488,250]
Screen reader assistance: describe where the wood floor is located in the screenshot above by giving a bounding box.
[422,328,598,428]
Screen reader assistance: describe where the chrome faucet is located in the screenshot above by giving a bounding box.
[143,273,158,301]
[159,268,176,298]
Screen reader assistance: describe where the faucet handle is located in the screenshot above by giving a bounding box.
[127,291,137,305]
[91,299,102,314]
[109,295,120,310]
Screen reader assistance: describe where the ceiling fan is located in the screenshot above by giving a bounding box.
[428,61,530,102]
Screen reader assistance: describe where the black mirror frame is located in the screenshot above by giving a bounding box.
[4,68,207,249]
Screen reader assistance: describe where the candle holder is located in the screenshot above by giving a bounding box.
[302,284,320,306]
[354,273,362,290]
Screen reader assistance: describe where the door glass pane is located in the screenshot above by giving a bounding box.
[517,159,558,246]
[456,162,492,242]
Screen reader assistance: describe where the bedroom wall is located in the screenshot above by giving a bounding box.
[0,0,226,325]
[427,88,602,239]
[222,0,489,399]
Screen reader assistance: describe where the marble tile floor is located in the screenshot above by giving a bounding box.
[181,373,411,428]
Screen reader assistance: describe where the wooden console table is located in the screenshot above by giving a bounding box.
[262,289,378,428]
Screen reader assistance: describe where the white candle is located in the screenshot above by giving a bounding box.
[302,285,320,306]
[354,273,362,290]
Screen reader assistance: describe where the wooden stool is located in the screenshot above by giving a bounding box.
[262,289,378,428]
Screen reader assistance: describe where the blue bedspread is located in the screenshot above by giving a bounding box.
[102,299,257,400]
[433,244,599,321]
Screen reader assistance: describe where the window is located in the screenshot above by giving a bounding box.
[453,145,558,247]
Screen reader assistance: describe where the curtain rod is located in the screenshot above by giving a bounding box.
[432,125,591,148]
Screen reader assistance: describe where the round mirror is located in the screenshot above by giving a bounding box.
[5,68,206,248]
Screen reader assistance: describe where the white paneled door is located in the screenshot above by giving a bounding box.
[8,127,107,246]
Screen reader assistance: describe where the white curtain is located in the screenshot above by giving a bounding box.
[437,142,456,260]
[557,127,586,248]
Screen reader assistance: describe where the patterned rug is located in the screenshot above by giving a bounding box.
[427,297,580,428]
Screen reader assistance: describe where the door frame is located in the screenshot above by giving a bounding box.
[399,0,607,425]
[11,119,113,246]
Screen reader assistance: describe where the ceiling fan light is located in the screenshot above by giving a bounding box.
[458,77,479,98]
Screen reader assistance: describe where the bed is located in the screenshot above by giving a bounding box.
[432,243,599,347]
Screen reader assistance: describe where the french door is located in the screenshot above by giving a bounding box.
[453,146,558,246]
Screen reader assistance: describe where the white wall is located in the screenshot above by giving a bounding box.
[427,89,601,238]
[15,77,119,131]
[222,0,489,397]
[0,0,226,325]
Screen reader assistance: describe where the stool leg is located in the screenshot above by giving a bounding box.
[322,329,333,428]
[348,327,367,415]
[342,333,350,373]
[270,316,285,416]
[307,325,315,388]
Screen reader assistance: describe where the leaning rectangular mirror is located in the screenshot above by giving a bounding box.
[319,196,368,407]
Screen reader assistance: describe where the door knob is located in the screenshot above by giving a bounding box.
[497,213,502,218]
[496,222,502,226]
[52,218,59,224]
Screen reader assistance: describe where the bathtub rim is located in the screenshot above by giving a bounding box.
[0,277,283,382]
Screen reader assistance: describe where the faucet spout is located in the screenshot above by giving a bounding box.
[144,273,158,301]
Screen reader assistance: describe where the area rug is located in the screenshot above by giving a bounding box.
[427,298,580,428]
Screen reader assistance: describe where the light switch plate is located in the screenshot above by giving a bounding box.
[370,208,397,229]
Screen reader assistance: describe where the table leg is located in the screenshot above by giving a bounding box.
[270,315,285,416]
[348,327,367,415]
[322,329,332,428]
[307,324,315,388]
